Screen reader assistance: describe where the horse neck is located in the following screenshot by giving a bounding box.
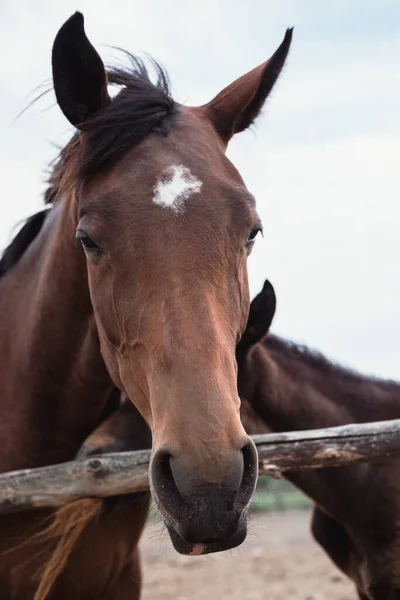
[247,334,400,433]
[245,335,400,518]
[0,199,113,471]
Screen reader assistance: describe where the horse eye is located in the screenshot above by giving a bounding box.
[245,227,262,248]
[75,230,102,256]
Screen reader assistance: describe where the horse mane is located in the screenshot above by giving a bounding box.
[0,209,50,278]
[265,334,399,391]
[46,54,178,204]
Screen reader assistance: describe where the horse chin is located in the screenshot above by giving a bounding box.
[165,518,248,556]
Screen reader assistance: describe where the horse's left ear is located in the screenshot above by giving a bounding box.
[52,12,110,128]
[204,28,293,145]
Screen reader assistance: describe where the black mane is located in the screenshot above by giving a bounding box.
[265,334,398,389]
[2,57,176,271]
[0,209,50,278]
[46,54,177,202]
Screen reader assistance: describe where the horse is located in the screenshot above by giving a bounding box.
[237,279,400,600]
[0,11,292,598]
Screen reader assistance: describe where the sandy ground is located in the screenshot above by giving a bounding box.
[140,510,356,600]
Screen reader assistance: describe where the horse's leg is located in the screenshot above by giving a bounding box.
[312,512,400,600]
[367,576,400,600]
[311,507,354,576]
[312,508,375,598]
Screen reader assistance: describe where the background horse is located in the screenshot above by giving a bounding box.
[0,12,292,599]
[238,279,400,600]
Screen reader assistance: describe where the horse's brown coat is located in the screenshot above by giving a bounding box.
[0,12,292,599]
[239,280,400,600]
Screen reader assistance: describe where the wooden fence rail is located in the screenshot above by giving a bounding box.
[1,419,400,513]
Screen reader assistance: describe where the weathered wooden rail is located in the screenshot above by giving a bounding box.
[1,419,400,513]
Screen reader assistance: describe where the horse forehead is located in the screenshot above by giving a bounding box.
[82,111,252,217]
[82,164,251,226]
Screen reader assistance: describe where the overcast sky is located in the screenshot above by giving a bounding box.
[1,1,399,379]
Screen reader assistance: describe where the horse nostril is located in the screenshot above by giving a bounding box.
[151,441,257,528]
[240,440,258,492]
[152,450,172,487]
[151,449,185,515]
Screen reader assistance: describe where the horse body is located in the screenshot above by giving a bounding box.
[0,11,292,598]
[238,281,400,599]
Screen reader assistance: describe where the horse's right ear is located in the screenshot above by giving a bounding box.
[236,279,276,363]
[52,12,110,128]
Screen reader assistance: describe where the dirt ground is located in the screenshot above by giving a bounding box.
[140,510,356,600]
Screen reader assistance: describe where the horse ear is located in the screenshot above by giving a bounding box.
[236,279,277,363]
[52,12,110,128]
[204,29,293,145]
[247,279,277,339]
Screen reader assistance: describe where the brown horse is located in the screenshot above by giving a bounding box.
[0,11,292,598]
[237,279,400,600]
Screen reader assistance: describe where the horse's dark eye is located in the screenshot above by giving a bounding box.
[245,227,262,248]
[75,230,102,256]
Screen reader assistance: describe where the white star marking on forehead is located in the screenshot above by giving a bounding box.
[153,165,202,213]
